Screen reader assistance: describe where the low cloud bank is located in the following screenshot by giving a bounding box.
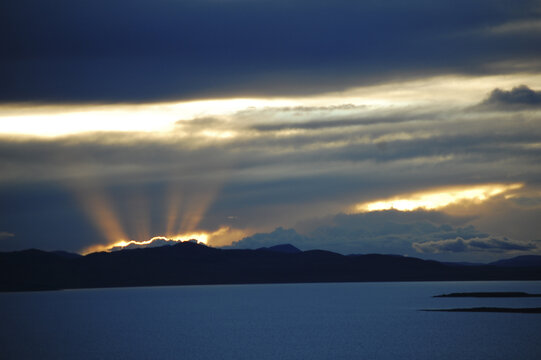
[229,210,540,261]
[413,236,539,253]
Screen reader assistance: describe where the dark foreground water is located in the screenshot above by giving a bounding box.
[1,281,540,359]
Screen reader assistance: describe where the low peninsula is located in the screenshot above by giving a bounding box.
[434,292,541,298]
[422,307,541,314]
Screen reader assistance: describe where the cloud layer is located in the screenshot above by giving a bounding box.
[1,0,540,102]
[1,0,541,263]
[1,84,541,259]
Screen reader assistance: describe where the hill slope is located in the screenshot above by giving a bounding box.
[1,243,541,291]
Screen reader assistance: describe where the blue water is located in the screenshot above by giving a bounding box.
[1,281,540,360]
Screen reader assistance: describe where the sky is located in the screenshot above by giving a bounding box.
[1,0,541,262]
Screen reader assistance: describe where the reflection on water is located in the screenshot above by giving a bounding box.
[1,281,540,360]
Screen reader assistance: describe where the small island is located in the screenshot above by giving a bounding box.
[426,291,541,313]
[433,292,541,298]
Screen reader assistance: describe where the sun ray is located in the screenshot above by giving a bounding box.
[177,181,223,234]
[128,190,151,242]
[70,184,129,245]
[165,183,184,237]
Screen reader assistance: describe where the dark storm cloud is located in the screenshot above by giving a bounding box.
[479,85,541,109]
[1,0,540,102]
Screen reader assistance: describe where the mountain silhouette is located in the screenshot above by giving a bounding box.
[257,244,302,254]
[1,242,540,292]
[489,255,541,267]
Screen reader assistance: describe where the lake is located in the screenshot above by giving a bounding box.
[1,281,540,359]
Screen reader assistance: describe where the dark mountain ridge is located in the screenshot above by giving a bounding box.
[1,243,540,292]
[257,244,302,254]
[489,255,541,267]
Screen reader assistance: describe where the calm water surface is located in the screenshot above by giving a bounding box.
[1,281,540,359]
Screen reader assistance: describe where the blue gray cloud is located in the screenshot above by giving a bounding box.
[412,237,539,253]
[479,85,541,109]
[1,0,540,102]
[229,210,541,262]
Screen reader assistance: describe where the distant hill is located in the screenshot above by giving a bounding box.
[489,255,541,267]
[257,244,302,254]
[52,250,83,259]
[1,243,541,292]
[441,261,483,267]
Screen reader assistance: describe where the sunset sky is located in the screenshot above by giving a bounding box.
[1,0,541,262]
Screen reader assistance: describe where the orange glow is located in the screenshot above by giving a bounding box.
[81,227,242,254]
[72,185,129,245]
[354,183,523,212]
[177,190,215,234]
[112,231,209,248]
[127,190,151,242]
[165,183,184,237]
[168,179,225,235]
[73,179,225,254]
[71,173,225,255]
